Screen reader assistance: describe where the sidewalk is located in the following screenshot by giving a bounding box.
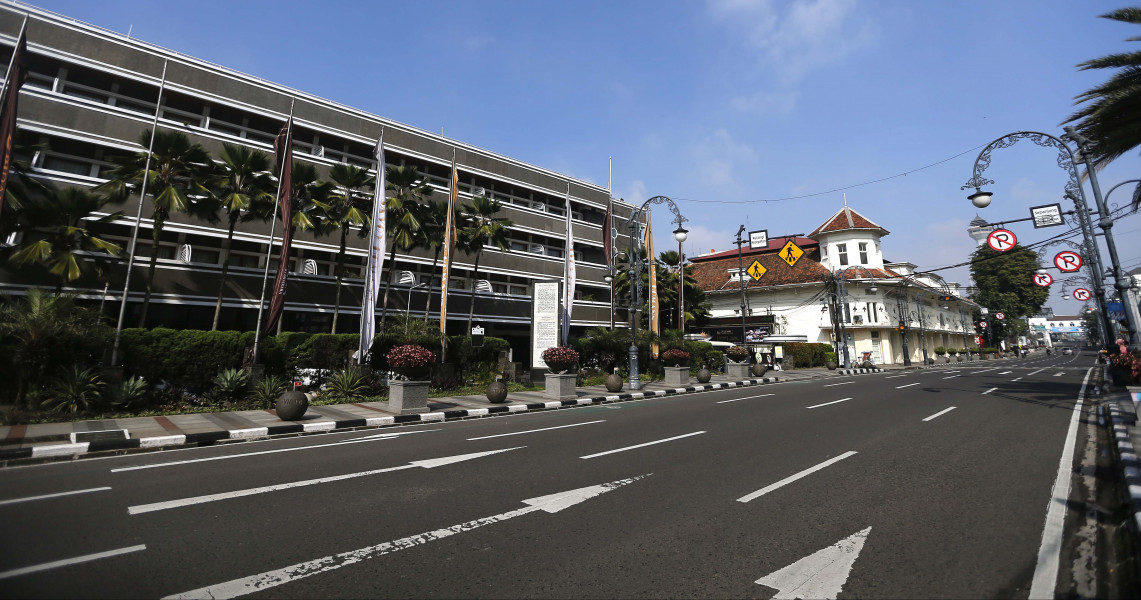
[0,364,904,465]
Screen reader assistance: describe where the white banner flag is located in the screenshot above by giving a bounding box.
[562,184,576,345]
[358,133,387,361]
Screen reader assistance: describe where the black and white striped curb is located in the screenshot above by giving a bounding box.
[0,376,781,463]
[1106,394,1141,538]
[836,367,884,375]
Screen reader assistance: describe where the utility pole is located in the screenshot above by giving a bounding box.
[735,225,747,347]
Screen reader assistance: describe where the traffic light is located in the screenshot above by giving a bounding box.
[897,324,906,331]
[938,295,954,302]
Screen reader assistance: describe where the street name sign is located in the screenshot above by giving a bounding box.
[1033,272,1053,287]
[987,229,1017,252]
[749,229,768,249]
[1030,203,1064,228]
[1053,251,1082,272]
[779,240,804,267]
[1073,288,1092,301]
[747,260,767,281]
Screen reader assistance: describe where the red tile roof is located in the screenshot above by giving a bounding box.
[689,236,818,263]
[692,251,902,292]
[808,206,889,238]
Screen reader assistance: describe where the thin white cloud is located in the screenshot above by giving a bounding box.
[708,0,878,83]
[690,128,759,192]
[730,90,799,116]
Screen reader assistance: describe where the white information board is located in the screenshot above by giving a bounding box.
[531,281,561,369]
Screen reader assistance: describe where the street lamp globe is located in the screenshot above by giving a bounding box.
[603,273,613,283]
[968,189,993,208]
[673,225,688,243]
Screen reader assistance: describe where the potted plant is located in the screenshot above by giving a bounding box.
[725,345,751,380]
[386,344,435,381]
[934,346,948,363]
[824,351,838,370]
[542,346,580,399]
[662,349,691,386]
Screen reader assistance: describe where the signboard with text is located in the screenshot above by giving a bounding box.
[749,230,768,249]
[530,281,561,369]
[1030,203,1064,228]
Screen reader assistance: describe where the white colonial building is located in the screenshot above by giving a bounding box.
[690,205,980,365]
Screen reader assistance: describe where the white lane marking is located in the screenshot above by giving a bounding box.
[823,381,853,387]
[982,387,998,395]
[999,371,1013,375]
[1012,377,1022,382]
[112,431,433,473]
[942,375,959,380]
[1054,372,1065,377]
[128,447,521,515]
[975,368,998,373]
[1028,368,1090,598]
[580,431,705,460]
[466,420,604,440]
[806,398,853,409]
[896,383,920,389]
[738,451,858,503]
[0,544,146,580]
[0,486,111,507]
[922,407,957,422]
[717,393,775,404]
[1028,368,1048,376]
[163,476,648,599]
[943,370,961,373]
[884,375,907,379]
[756,527,870,599]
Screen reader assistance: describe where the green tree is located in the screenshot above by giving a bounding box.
[969,244,1049,342]
[6,184,123,293]
[458,194,513,333]
[98,129,214,326]
[657,249,711,328]
[380,165,431,329]
[418,200,448,321]
[209,143,275,330]
[323,163,373,333]
[1064,7,1141,168]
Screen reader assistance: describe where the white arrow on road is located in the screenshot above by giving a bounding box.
[164,475,650,599]
[129,447,523,515]
[755,527,870,600]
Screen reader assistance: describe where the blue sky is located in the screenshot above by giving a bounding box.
[29,0,1141,316]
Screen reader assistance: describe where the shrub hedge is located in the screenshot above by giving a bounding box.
[783,342,832,368]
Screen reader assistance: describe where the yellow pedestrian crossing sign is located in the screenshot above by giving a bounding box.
[779,239,804,267]
[747,260,767,281]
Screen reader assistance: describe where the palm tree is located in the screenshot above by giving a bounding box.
[209,143,275,330]
[324,163,373,333]
[458,195,513,333]
[1064,8,1141,168]
[380,165,432,330]
[657,249,710,328]
[97,129,214,326]
[419,200,448,321]
[7,184,123,294]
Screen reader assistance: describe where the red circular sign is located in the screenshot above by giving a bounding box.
[987,229,1017,252]
[1073,288,1092,301]
[979,321,988,328]
[1054,251,1082,272]
[1033,272,1053,287]
[995,312,1005,320]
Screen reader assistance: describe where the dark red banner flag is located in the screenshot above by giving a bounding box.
[264,118,294,336]
[0,23,29,217]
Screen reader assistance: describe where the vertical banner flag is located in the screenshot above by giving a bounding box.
[358,132,386,361]
[603,199,613,329]
[645,211,659,358]
[439,150,458,337]
[0,19,28,217]
[561,184,576,344]
[264,118,294,336]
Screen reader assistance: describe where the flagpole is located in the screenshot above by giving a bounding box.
[252,98,295,365]
[0,15,27,106]
[110,59,167,367]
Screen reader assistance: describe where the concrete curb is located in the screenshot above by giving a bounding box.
[836,368,884,375]
[1105,391,1141,538]
[0,376,783,465]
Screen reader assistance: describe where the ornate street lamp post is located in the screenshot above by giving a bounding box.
[962,130,1141,348]
[626,196,688,390]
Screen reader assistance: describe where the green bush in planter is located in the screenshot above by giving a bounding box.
[934,346,946,355]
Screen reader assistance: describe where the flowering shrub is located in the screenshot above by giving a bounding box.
[661,349,690,367]
[386,345,435,368]
[1109,350,1141,384]
[726,345,750,362]
[542,346,580,366]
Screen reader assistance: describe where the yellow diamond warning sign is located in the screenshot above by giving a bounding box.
[779,240,804,267]
[747,260,767,281]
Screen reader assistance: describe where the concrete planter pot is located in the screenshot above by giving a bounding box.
[389,380,430,414]
[727,362,750,380]
[956,356,964,362]
[545,373,577,400]
[605,371,624,392]
[275,390,309,421]
[664,366,689,387]
[696,368,711,383]
[485,378,508,403]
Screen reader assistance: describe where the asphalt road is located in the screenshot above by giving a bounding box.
[0,351,1096,599]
